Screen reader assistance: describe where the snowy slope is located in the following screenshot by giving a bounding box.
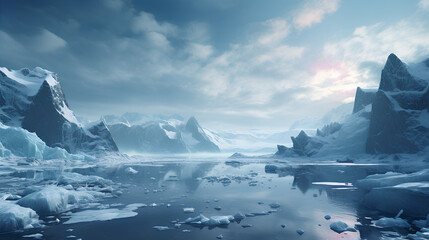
[0,67,118,154]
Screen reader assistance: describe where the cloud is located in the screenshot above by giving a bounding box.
[103,0,124,10]
[258,18,290,45]
[419,0,429,10]
[33,29,67,52]
[132,11,178,36]
[185,43,213,59]
[293,0,340,30]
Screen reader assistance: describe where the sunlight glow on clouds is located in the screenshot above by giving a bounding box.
[0,0,427,130]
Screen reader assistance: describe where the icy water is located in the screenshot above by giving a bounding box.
[1,159,400,240]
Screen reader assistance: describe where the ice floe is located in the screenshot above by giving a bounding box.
[64,203,145,224]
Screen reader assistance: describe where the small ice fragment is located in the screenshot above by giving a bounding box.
[233,212,245,221]
[5,194,21,200]
[281,224,286,228]
[258,202,264,205]
[330,221,356,233]
[66,229,74,232]
[374,217,410,228]
[66,235,76,238]
[125,167,138,175]
[182,229,191,232]
[184,208,194,213]
[242,224,252,228]
[150,177,156,180]
[149,203,157,207]
[153,226,169,231]
[296,229,304,235]
[324,215,331,220]
[216,234,223,239]
[313,194,318,197]
[214,199,219,202]
[174,223,181,228]
[167,204,171,207]
[23,234,43,239]
[269,203,280,209]
[214,206,222,211]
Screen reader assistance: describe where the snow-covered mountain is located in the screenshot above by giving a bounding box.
[105,114,220,154]
[275,53,429,157]
[0,67,118,154]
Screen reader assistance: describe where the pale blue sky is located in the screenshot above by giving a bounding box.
[1,0,428,130]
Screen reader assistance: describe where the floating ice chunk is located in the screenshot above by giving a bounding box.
[324,215,331,220]
[269,203,280,209]
[407,227,429,239]
[66,235,76,238]
[125,167,138,175]
[233,212,245,221]
[183,214,234,226]
[242,224,252,228]
[214,206,222,211]
[182,229,191,232]
[23,233,43,239]
[183,208,194,213]
[5,194,22,200]
[281,224,286,228]
[58,172,113,187]
[374,217,410,228]
[363,182,429,217]
[0,201,40,233]
[18,185,96,215]
[64,203,145,224]
[330,221,356,233]
[216,234,223,239]
[153,226,170,231]
[296,229,304,235]
[357,170,429,191]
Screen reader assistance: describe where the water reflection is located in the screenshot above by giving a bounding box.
[0,160,410,240]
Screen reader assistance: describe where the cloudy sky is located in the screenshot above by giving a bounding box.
[1,0,429,130]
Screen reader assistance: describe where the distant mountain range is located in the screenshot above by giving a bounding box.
[103,114,220,154]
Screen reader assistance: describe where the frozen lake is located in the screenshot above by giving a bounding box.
[0,158,420,240]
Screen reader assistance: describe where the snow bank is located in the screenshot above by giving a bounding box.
[0,201,40,233]
[17,185,97,215]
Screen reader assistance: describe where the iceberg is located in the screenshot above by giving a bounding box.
[0,201,40,233]
[17,185,97,215]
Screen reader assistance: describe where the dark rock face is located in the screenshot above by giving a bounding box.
[366,54,429,154]
[352,87,376,113]
[22,81,118,153]
[379,54,427,92]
